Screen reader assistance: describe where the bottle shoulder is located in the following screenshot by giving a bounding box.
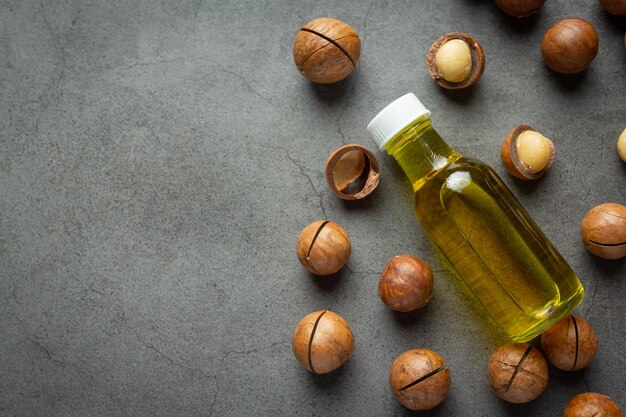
[414,155,508,196]
[420,156,495,183]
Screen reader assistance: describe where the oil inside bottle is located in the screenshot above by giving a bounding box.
[385,116,583,341]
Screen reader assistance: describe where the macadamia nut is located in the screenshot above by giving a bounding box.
[296,220,351,275]
[435,39,472,83]
[501,125,555,180]
[292,310,354,374]
[618,128,626,163]
[389,349,450,410]
[541,316,598,371]
[516,130,552,174]
[379,255,434,312]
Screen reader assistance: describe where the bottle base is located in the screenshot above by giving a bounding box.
[508,285,585,342]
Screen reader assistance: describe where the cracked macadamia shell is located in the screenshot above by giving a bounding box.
[296,220,351,275]
[500,125,555,180]
[487,343,548,403]
[427,32,485,89]
[541,18,599,74]
[293,17,361,84]
[378,255,434,312]
[581,203,626,259]
[292,310,354,374]
[564,392,625,417]
[325,144,380,200]
[540,316,598,371]
[389,349,450,410]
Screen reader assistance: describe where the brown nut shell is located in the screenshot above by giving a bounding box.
[325,144,380,200]
[389,349,450,410]
[292,310,354,374]
[541,18,599,74]
[495,0,547,17]
[599,0,626,16]
[293,17,361,84]
[487,343,548,403]
[540,316,598,371]
[427,32,485,90]
[379,254,434,312]
[564,392,625,417]
[581,203,626,259]
[296,220,351,275]
[500,125,555,180]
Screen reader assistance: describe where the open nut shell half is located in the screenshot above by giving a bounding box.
[325,144,380,200]
[427,32,485,90]
[500,125,555,180]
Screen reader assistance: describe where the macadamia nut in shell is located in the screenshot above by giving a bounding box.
[599,0,626,16]
[501,125,555,180]
[495,0,546,17]
[389,349,450,410]
[292,310,354,374]
[296,220,351,275]
[293,17,361,84]
[581,203,626,260]
[378,255,434,312]
[487,343,548,403]
[541,18,599,74]
[541,315,598,371]
[564,392,624,417]
[427,32,485,89]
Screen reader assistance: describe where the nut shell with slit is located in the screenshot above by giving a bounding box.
[389,349,450,410]
[581,203,626,260]
[540,315,598,371]
[487,343,548,403]
[292,310,354,374]
[296,220,351,275]
[293,17,361,84]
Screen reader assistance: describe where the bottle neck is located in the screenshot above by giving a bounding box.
[384,116,461,190]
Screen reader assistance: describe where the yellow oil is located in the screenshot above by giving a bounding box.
[385,117,584,341]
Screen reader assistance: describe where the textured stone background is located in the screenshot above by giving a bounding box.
[1,0,625,416]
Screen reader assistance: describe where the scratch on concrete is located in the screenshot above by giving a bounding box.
[344,264,381,275]
[34,0,69,132]
[10,282,72,369]
[584,267,598,317]
[219,341,290,365]
[334,0,375,146]
[123,56,189,71]
[206,58,272,105]
[285,151,328,219]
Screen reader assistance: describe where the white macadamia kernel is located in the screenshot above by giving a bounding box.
[435,39,472,83]
[516,131,552,174]
[618,128,626,163]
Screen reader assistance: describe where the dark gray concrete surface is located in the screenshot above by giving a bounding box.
[1,0,625,415]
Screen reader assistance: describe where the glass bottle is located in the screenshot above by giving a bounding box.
[367,93,584,341]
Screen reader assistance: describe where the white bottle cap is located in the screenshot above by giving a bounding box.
[367,93,431,150]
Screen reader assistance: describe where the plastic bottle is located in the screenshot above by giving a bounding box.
[368,93,584,341]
